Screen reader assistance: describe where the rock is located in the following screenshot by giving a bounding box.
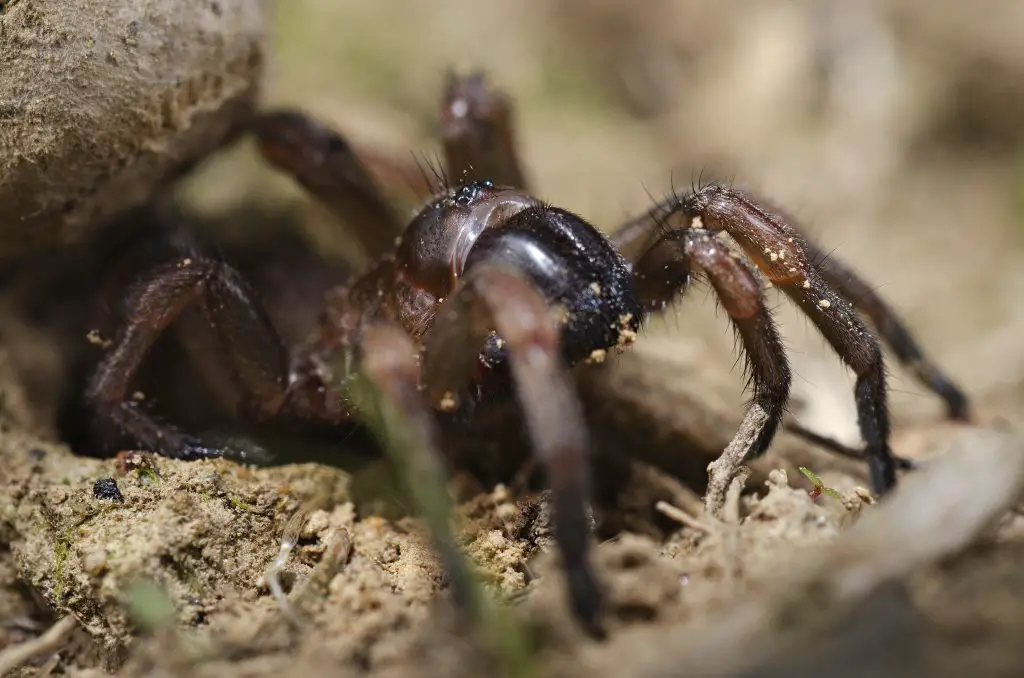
[0,0,269,258]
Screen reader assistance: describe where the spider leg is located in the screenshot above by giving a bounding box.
[422,263,604,637]
[802,243,970,421]
[87,256,290,461]
[354,324,478,619]
[441,71,528,189]
[609,208,670,263]
[251,111,405,259]
[633,229,792,515]
[673,184,897,493]
[613,193,970,422]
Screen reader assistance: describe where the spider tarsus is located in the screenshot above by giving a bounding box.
[567,562,606,639]
[196,433,275,465]
[855,370,897,493]
[926,371,971,422]
[137,430,264,465]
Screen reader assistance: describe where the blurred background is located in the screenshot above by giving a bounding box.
[175,0,1023,447]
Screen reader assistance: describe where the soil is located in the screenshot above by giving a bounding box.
[3,1,1024,677]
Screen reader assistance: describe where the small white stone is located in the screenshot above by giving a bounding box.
[439,392,457,412]
[84,550,109,576]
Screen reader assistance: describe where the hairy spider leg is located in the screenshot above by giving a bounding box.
[803,242,970,421]
[632,229,792,515]
[612,193,970,422]
[423,263,605,638]
[86,252,494,633]
[441,71,529,190]
[252,111,405,260]
[87,257,290,461]
[436,73,954,484]
[649,184,897,494]
[436,76,946,487]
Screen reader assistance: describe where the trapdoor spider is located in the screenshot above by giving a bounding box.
[86,73,969,637]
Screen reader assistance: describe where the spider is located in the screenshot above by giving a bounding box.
[84,72,969,637]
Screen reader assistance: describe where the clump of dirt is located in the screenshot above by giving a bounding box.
[0,433,351,660]
[0,378,865,678]
[0,0,268,258]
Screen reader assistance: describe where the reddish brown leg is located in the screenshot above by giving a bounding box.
[355,324,478,617]
[87,257,289,461]
[613,194,970,422]
[633,229,791,513]
[441,72,529,189]
[803,243,970,421]
[609,208,673,263]
[252,111,405,259]
[422,263,604,637]
[665,185,897,493]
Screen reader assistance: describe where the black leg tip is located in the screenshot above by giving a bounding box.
[567,564,607,640]
[172,435,274,465]
[947,400,972,423]
[932,379,971,422]
[893,454,920,471]
[868,452,898,495]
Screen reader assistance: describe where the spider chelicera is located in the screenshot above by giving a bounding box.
[84,72,969,636]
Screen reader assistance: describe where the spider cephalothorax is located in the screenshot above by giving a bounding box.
[84,72,969,637]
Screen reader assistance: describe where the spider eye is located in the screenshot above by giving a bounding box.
[452,180,495,206]
[454,183,477,206]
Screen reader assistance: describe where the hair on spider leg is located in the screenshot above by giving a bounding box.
[408,152,442,203]
[689,167,706,197]
[411,151,451,197]
[688,166,737,200]
[433,153,452,195]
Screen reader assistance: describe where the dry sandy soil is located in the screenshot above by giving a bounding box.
[2,1,1024,676]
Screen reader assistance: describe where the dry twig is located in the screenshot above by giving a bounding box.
[655,501,715,534]
[0,615,77,675]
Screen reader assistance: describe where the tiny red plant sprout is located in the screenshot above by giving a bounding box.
[798,466,842,502]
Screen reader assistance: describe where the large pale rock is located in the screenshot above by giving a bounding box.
[0,0,269,257]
